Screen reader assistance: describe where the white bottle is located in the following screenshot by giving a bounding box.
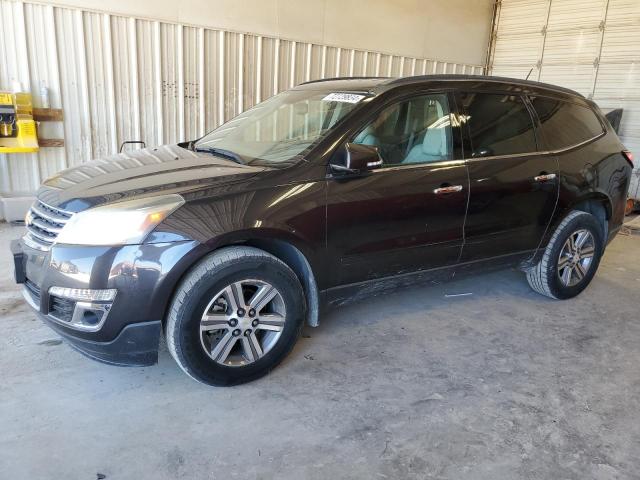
[40,81,50,109]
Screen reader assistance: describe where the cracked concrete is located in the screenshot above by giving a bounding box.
[1,222,639,479]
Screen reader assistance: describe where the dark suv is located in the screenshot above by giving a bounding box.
[11,75,633,386]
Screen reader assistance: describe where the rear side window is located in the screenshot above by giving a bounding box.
[459,92,537,157]
[530,97,604,150]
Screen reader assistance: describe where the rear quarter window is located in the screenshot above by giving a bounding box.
[530,97,604,151]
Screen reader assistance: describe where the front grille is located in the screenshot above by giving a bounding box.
[49,295,76,323]
[24,200,73,250]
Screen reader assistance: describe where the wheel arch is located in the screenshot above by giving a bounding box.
[162,230,322,329]
[572,192,612,240]
[241,237,321,327]
[525,192,612,270]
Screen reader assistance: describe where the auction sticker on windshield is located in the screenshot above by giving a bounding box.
[322,93,366,103]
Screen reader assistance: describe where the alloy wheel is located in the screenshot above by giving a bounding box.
[557,229,595,287]
[199,279,286,366]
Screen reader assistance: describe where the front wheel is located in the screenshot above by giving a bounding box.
[166,246,305,386]
[526,210,604,299]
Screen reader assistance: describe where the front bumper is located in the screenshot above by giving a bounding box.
[40,311,161,366]
[11,237,202,366]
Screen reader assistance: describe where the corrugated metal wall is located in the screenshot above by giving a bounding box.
[488,0,640,158]
[489,0,640,200]
[0,0,484,198]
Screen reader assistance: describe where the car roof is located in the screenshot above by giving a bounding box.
[294,77,390,92]
[296,74,584,99]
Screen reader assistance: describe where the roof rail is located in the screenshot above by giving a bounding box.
[299,76,389,85]
[382,74,584,98]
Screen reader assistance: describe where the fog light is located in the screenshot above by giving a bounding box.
[81,309,101,326]
[48,287,116,332]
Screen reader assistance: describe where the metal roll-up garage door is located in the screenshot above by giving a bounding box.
[489,0,640,199]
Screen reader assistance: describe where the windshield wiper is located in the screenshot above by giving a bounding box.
[194,146,245,165]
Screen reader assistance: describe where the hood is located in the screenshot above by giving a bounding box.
[36,144,269,212]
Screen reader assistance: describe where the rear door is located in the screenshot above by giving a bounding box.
[457,90,559,263]
[326,91,469,286]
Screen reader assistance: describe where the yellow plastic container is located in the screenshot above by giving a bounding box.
[0,91,39,153]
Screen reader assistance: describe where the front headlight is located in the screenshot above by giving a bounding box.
[55,194,184,246]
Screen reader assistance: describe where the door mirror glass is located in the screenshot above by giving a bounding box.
[332,143,383,173]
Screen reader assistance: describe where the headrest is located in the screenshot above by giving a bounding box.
[355,125,377,146]
[422,127,446,156]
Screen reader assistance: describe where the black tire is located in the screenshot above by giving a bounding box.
[526,210,604,300]
[166,246,305,386]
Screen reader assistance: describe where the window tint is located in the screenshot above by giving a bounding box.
[353,94,453,166]
[530,97,604,150]
[459,92,536,157]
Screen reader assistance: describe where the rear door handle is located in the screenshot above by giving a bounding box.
[434,185,463,194]
[534,173,557,182]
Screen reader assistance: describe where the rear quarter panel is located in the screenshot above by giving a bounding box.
[554,130,631,240]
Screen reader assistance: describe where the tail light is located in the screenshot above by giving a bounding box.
[622,150,634,168]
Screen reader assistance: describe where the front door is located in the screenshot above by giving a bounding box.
[326,92,469,286]
[456,91,559,263]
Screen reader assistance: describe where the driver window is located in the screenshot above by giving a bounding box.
[353,94,453,166]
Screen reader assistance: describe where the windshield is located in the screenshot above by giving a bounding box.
[194,89,368,166]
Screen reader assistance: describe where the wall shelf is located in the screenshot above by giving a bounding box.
[33,108,64,148]
[38,139,64,148]
[33,108,64,122]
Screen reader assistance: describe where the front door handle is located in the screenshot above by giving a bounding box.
[434,185,463,195]
[534,173,557,182]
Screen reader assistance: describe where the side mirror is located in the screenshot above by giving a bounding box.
[331,143,383,173]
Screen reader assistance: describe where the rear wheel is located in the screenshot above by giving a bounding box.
[526,210,603,299]
[166,246,305,386]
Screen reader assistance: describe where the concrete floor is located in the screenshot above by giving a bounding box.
[1,222,639,480]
